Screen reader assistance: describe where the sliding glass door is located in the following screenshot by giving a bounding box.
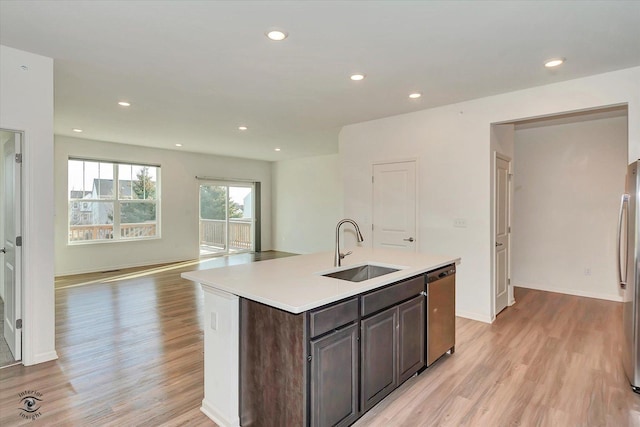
[199,182,254,256]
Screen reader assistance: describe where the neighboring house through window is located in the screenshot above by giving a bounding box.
[68,158,160,243]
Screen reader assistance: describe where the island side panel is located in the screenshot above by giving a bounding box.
[201,286,240,427]
[240,298,307,426]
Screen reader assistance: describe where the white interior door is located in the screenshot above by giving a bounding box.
[372,161,416,251]
[3,132,21,360]
[494,155,510,316]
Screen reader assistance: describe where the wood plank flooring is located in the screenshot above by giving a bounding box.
[354,287,640,427]
[1,255,640,426]
[0,251,295,427]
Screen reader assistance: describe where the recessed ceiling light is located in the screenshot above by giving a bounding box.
[409,92,422,99]
[118,101,131,107]
[72,128,83,133]
[266,30,288,41]
[175,143,183,147]
[274,148,281,152]
[544,58,565,68]
[350,74,366,81]
[238,126,248,131]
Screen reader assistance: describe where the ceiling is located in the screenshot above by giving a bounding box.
[1,1,639,161]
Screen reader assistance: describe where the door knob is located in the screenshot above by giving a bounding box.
[495,242,503,247]
[403,237,414,242]
[0,248,5,254]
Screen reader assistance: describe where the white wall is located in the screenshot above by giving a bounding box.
[0,45,56,365]
[272,154,342,254]
[512,115,627,301]
[55,136,273,275]
[340,66,640,323]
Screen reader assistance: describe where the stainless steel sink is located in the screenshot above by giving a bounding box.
[322,264,400,282]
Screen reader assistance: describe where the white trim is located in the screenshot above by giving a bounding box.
[456,310,493,324]
[515,282,623,302]
[200,400,240,427]
[26,350,58,366]
[371,156,419,166]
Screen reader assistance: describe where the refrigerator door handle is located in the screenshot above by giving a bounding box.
[618,193,630,289]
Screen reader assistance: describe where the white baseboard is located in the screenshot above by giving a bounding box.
[25,350,58,366]
[455,310,492,324]
[201,400,240,427]
[515,282,623,302]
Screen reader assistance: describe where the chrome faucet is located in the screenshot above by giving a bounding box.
[335,219,364,267]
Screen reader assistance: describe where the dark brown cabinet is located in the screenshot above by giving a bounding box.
[361,306,398,411]
[310,323,359,427]
[398,296,425,383]
[239,272,438,427]
[361,294,425,412]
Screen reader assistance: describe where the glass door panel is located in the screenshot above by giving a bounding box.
[199,182,254,257]
[199,185,228,255]
[228,186,253,253]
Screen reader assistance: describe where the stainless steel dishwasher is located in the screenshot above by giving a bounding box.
[426,264,456,366]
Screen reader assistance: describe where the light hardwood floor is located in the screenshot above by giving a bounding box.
[1,255,639,426]
[355,288,640,427]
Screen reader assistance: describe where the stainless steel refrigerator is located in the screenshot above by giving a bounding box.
[618,160,640,392]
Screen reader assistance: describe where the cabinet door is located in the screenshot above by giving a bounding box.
[398,295,425,383]
[310,323,359,427]
[361,306,397,411]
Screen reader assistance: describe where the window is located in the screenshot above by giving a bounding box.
[68,158,160,243]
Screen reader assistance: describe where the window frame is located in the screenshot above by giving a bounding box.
[67,157,161,245]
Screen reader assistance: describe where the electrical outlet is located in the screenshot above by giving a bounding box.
[453,218,467,228]
[584,268,591,276]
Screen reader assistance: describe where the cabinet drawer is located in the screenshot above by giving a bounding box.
[310,297,359,338]
[361,276,423,317]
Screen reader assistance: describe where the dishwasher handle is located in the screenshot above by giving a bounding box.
[426,265,456,283]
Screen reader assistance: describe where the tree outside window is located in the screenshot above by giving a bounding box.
[200,185,243,220]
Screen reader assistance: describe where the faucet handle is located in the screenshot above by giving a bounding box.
[340,251,353,260]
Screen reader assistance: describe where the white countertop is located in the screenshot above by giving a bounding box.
[181,248,460,314]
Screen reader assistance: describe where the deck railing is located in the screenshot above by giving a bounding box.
[200,218,252,251]
[69,223,157,241]
[69,220,251,250]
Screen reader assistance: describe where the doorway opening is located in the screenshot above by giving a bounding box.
[490,105,629,319]
[199,181,256,257]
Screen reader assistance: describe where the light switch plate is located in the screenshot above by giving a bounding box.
[211,312,218,330]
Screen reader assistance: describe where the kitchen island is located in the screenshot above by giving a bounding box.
[182,248,460,427]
